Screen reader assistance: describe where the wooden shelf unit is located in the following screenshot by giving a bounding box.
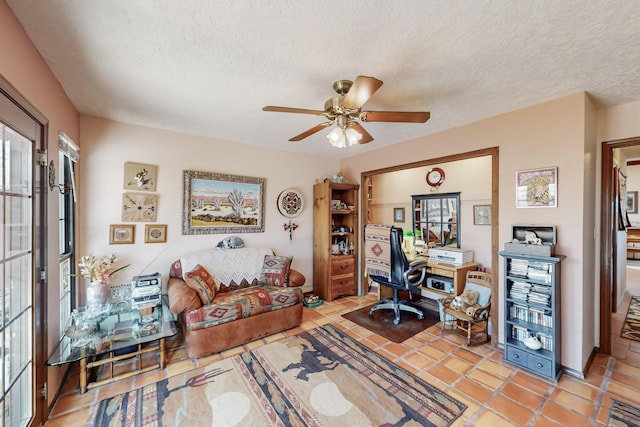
[313,182,359,301]
[627,227,640,259]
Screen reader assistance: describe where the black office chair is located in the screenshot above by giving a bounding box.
[365,224,428,325]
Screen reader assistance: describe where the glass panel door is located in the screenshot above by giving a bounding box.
[1,125,34,427]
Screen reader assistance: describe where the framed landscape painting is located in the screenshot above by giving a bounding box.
[182,170,265,235]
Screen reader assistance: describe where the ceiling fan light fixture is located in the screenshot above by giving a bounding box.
[326,125,362,148]
[345,127,362,146]
[327,126,346,148]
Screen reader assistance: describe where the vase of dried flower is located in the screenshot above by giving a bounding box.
[87,281,108,306]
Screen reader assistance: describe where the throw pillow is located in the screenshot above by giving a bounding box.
[184,264,217,304]
[261,255,292,287]
[288,269,306,287]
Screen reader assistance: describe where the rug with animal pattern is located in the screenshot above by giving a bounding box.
[87,324,466,426]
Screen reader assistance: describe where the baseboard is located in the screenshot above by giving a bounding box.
[494,342,594,381]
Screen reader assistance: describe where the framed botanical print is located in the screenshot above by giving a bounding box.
[145,224,167,243]
[628,191,638,214]
[393,207,405,222]
[122,192,158,222]
[473,205,491,225]
[182,170,265,234]
[109,224,135,244]
[516,167,557,208]
[123,162,157,191]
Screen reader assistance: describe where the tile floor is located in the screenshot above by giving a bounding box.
[46,280,640,427]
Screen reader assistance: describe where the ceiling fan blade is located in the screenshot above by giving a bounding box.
[349,122,374,144]
[289,122,333,141]
[342,76,383,110]
[361,111,430,123]
[263,106,325,115]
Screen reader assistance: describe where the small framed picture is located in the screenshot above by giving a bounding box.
[145,224,167,243]
[393,207,405,222]
[109,224,135,244]
[123,162,158,192]
[473,205,491,225]
[627,191,638,214]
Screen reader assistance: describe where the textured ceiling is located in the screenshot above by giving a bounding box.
[7,1,640,158]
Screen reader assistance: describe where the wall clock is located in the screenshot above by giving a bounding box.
[426,167,445,188]
[122,192,158,222]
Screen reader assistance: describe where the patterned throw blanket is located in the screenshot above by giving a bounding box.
[364,224,392,281]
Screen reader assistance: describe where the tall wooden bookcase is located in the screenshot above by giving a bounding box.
[313,182,359,301]
[499,251,564,381]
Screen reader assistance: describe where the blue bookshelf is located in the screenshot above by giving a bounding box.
[499,251,565,381]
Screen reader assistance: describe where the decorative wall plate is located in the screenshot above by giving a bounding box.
[276,188,304,218]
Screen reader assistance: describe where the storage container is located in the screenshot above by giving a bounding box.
[503,224,556,256]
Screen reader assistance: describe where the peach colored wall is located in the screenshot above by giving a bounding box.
[597,100,640,143]
[595,100,640,353]
[581,95,597,365]
[370,157,492,268]
[341,93,590,373]
[78,115,339,295]
[1,2,80,410]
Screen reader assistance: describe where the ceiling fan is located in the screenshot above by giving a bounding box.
[263,76,430,148]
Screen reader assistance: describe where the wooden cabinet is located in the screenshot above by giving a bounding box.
[378,257,480,300]
[420,260,481,297]
[313,182,359,301]
[499,251,564,381]
[627,227,640,259]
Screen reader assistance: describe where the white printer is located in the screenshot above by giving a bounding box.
[131,272,162,310]
[428,247,474,265]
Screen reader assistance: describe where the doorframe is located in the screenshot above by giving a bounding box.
[360,146,499,346]
[600,136,640,355]
[0,74,49,426]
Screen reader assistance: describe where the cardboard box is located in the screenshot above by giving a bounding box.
[504,224,556,256]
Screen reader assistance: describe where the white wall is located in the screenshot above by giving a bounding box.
[78,115,340,294]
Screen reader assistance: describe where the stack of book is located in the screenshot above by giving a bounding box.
[509,281,531,301]
[509,259,529,277]
[527,261,552,283]
[528,284,551,306]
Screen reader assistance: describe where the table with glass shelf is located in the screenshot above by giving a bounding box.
[47,295,177,393]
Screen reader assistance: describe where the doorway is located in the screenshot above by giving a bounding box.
[600,136,640,356]
[0,78,48,426]
[360,147,499,346]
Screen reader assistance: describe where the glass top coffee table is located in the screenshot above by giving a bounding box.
[47,295,177,393]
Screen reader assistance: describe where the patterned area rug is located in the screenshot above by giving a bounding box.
[87,324,466,426]
[608,399,640,426]
[621,296,640,342]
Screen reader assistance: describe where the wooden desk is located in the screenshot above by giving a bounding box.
[376,257,481,300]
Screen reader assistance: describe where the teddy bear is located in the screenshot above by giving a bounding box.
[450,289,479,315]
